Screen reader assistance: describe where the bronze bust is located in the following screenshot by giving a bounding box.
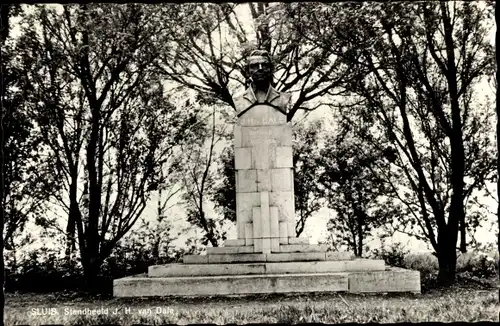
[233,50,291,117]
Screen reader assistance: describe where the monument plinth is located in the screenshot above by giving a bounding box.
[233,87,297,254]
[113,50,420,297]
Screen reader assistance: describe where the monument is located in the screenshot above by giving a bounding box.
[113,50,421,297]
[232,49,297,254]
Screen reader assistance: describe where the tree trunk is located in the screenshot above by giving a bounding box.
[82,256,103,294]
[348,221,359,257]
[436,226,458,285]
[351,240,359,257]
[66,174,79,263]
[441,1,466,258]
[357,219,363,257]
[1,87,5,326]
[496,2,499,275]
[497,101,500,258]
[459,220,467,253]
[0,201,4,326]
[208,235,218,248]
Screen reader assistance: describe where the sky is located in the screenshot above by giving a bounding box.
[7,3,498,257]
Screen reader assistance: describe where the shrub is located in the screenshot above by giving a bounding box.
[404,253,439,274]
[456,251,498,279]
[371,242,409,268]
[4,216,201,294]
[5,247,85,293]
[402,250,498,291]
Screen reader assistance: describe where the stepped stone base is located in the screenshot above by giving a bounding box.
[113,250,421,297]
[114,272,349,297]
[207,243,327,255]
[114,268,420,297]
[113,234,421,298]
[183,251,355,264]
[348,268,421,293]
[149,259,385,277]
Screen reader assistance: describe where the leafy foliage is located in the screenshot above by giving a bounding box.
[14,3,197,287]
[318,118,399,256]
[1,4,53,252]
[371,242,410,268]
[180,105,232,247]
[293,1,495,281]
[293,120,323,236]
[158,3,364,120]
[210,145,236,224]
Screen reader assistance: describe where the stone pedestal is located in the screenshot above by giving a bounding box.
[113,95,421,298]
[114,254,421,297]
[234,104,298,253]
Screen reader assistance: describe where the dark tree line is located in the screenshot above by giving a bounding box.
[288,1,495,283]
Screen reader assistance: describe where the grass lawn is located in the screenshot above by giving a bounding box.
[5,284,499,325]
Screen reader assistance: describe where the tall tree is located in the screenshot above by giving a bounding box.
[318,118,398,257]
[0,5,15,324]
[15,4,195,289]
[157,3,363,121]
[293,2,495,283]
[210,144,236,227]
[292,119,323,236]
[180,105,231,247]
[1,4,52,324]
[495,0,499,268]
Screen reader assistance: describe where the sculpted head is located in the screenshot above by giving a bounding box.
[247,49,273,89]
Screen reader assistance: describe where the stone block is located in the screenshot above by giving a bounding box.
[148,263,266,277]
[236,221,243,241]
[348,268,421,293]
[151,260,386,278]
[252,144,275,169]
[183,255,209,264]
[208,253,267,264]
[235,147,252,170]
[344,259,385,271]
[252,207,262,252]
[326,252,356,261]
[236,169,257,193]
[113,272,348,297]
[236,192,259,238]
[275,146,293,168]
[279,221,288,244]
[281,125,293,146]
[260,192,271,254]
[288,220,296,239]
[266,252,326,262]
[234,125,242,148]
[288,237,310,245]
[271,168,293,192]
[279,244,327,253]
[270,206,280,252]
[265,261,340,274]
[264,260,385,274]
[240,125,293,148]
[238,104,287,126]
[224,239,246,247]
[207,246,255,255]
[256,169,272,192]
[262,239,271,254]
[245,223,253,245]
[269,191,294,223]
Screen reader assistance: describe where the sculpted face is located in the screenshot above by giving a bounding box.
[248,55,272,87]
